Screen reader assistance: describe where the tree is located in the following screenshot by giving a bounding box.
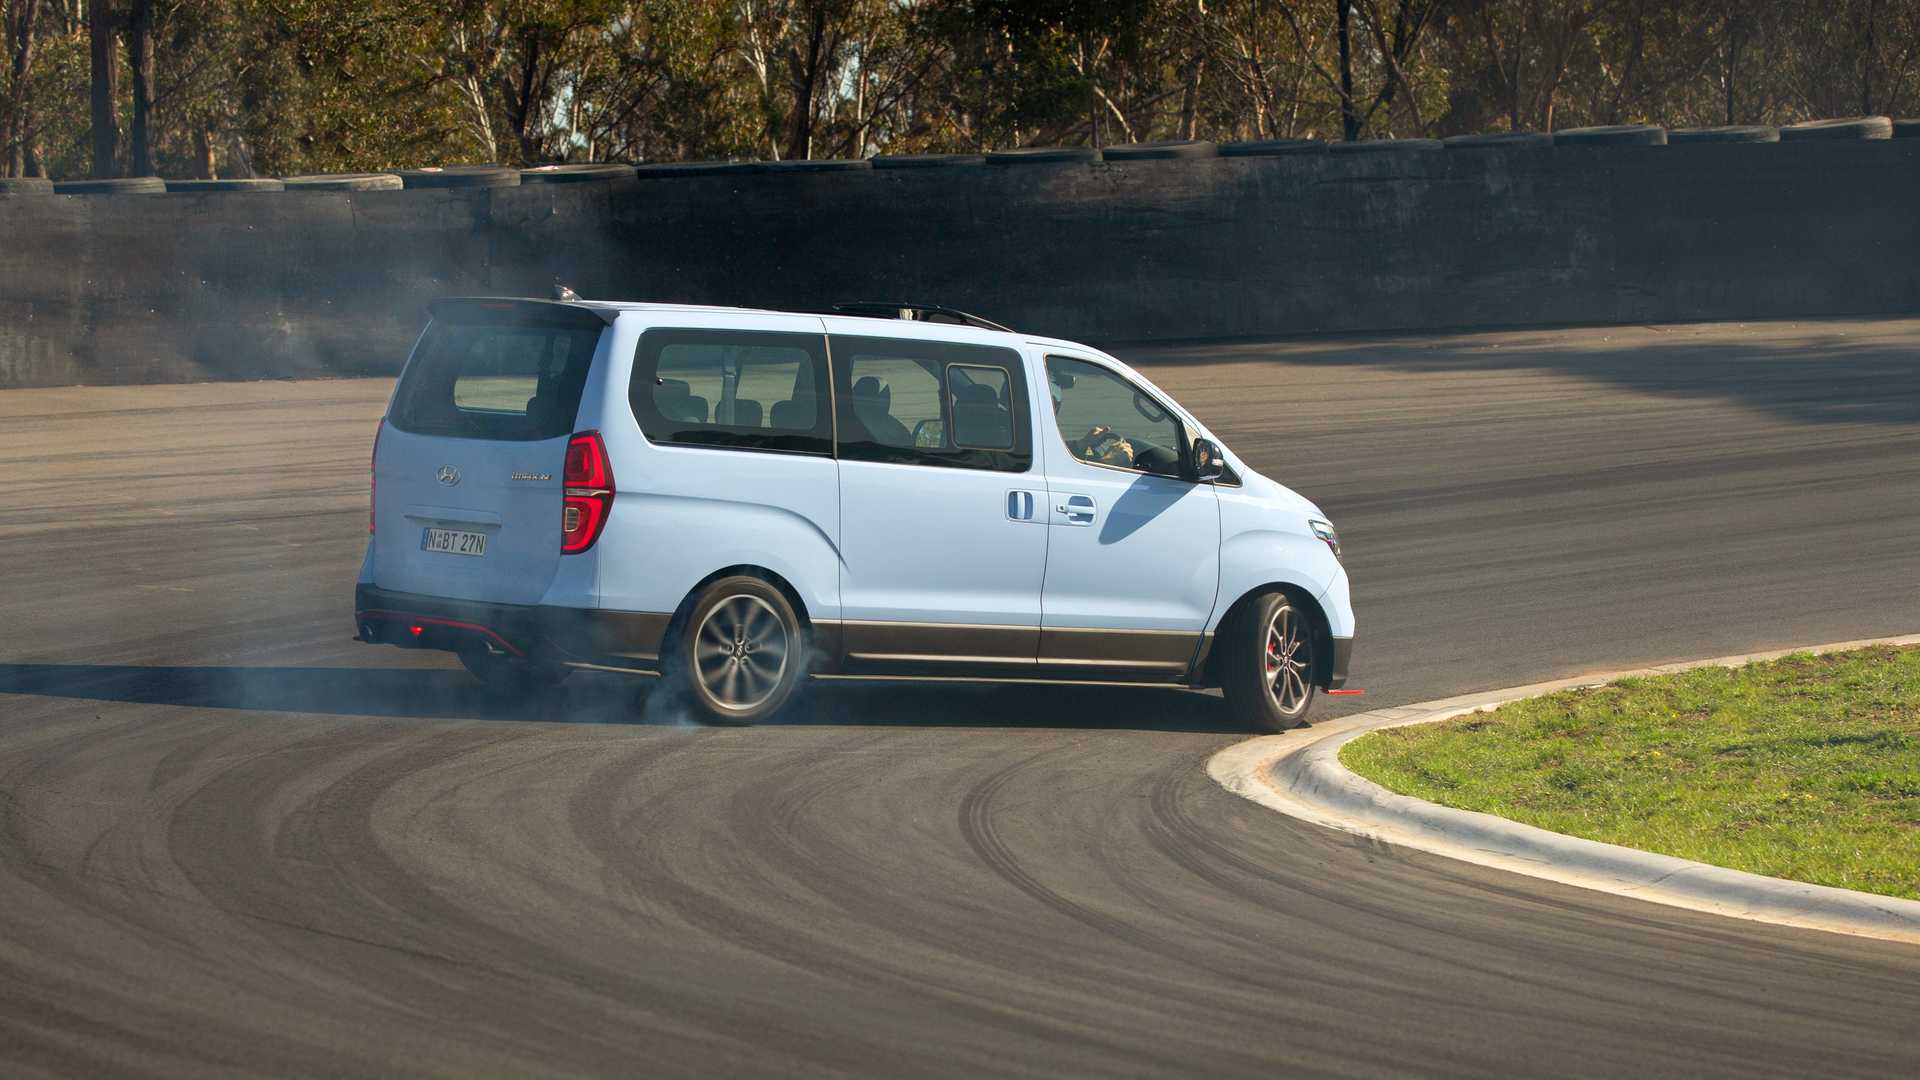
[86,0,112,175]
[1,0,38,175]
[126,0,149,174]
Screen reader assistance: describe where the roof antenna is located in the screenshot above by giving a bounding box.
[553,281,582,302]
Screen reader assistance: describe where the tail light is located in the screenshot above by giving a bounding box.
[370,419,383,534]
[562,430,614,554]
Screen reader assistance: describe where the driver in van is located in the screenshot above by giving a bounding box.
[1074,425,1137,467]
[1049,375,1138,467]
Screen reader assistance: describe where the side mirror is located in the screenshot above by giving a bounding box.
[1190,437,1226,482]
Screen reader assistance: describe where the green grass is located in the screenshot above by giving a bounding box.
[1339,646,1920,900]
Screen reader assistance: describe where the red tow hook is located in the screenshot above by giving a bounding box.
[1325,688,1365,696]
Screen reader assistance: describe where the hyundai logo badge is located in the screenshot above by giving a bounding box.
[437,465,461,487]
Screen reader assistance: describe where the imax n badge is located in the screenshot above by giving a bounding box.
[436,465,461,487]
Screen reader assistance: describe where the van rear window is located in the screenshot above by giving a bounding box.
[390,309,603,441]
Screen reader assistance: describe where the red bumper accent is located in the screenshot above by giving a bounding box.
[355,609,526,658]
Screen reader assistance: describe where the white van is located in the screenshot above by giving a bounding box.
[356,299,1354,730]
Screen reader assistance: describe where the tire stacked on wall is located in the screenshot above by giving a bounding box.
[1669,125,1779,144]
[396,165,521,189]
[519,164,637,185]
[282,173,405,191]
[1780,116,1893,141]
[1554,125,1668,146]
[1102,141,1218,161]
[164,178,286,192]
[52,177,168,194]
[1217,139,1325,157]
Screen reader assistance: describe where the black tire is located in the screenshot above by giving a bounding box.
[1217,139,1326,157]
[985,146,1100,165]
[1668,125,1779,144]
[1779,116,1893,141]
[518,163,638,185]
[1329,138,1442,154]
[282,172,405,191]
[1894,119,1920,140]
[457,646,571,695]
[163,178,285,192]
[668,576,805,725]
[871,153,986,169]
[748,158,872,173]
[1553,124,1667,146]
[1442,131,1553,150]
[395,165,521,189]
[1218,591,1318,732]
[1102,140,1218,161]
[632,161,757,179]
[52,176,166,194]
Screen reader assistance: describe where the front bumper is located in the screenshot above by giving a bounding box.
[1326,636,1353,690]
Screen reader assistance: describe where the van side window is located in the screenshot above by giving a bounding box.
[630,329,832,455]
[832,336,1030,472]
[948,365,1014,450]
[1046,356,1187,479]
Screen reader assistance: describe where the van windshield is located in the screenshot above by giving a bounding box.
[390,308,603,441]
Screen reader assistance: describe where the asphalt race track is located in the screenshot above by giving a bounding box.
[3,318,1918,1077]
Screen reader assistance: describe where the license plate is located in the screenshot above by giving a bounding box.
[421,527,488,557]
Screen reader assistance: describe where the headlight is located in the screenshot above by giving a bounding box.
[1309,519,1341,561]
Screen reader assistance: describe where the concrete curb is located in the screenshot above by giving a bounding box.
[1209,635,1920,944]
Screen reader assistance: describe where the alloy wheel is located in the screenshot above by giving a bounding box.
[1264,603,1312,715]
[692,594,791,713]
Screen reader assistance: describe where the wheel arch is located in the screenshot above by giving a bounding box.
[663,564,814,653]
[1202,581,1336,690]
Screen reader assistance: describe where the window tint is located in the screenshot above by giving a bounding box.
[832,336,1029,472]
[390,311,602,442]
[631,329,832,455]
[1046,356,1187,478]
[948,365,1014,450]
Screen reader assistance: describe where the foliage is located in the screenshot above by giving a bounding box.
[1340,646,1920,900]
[4,0,1919,178]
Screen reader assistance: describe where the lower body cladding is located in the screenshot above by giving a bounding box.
[355,585,670,672]
[353,585,1353,689]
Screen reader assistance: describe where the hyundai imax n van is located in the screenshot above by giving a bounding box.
[355,298,1354,730]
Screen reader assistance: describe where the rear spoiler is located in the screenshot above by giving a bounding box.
[427,297,617,328]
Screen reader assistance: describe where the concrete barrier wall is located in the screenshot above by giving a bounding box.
[1,140,1916,388]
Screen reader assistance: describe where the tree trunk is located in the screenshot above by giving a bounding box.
[1859,0,1877,116]
[225,130,254,178]
[88,0,118,178]
[128,0,153,176]
[508,31,543,164]
[1724,8,1739,125]
[785,7,827,161]
[192,125,213,179]
[4,0,40,177]
[1179,56,1205,141]
[1336,0,1358,140]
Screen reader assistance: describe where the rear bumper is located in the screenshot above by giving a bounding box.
[1326,636,1353,690]
[354,585,670,669]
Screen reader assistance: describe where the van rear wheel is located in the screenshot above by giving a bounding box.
[457,646,570,694]
[1219,591,1317,731]
[672,576,804,725]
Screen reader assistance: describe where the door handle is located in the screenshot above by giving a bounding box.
[1056,494,1096,525]
[1005,490,1040,522]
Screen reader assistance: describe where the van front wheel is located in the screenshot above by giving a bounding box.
[672,576,804,725]
[1219,591,1317,731]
